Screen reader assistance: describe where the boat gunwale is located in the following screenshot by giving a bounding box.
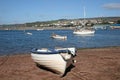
[31,48,71,55]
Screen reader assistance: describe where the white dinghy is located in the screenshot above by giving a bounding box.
[51,33,67,40]
[31,47,76,76]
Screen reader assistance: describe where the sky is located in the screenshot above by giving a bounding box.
[0,0,120,25]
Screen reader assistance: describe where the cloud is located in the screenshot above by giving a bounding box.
[103,3,120,9]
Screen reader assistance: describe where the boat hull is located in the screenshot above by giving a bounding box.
[73,30,95,35]
[31,53,73,76]
[51,35,67,40]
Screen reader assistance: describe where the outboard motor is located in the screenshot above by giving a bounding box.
[67,47,76,57]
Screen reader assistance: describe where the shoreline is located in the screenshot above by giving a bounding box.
[0,26,74,30]
[0,47,120,80]
[0,46,120,57]
[77,46,120,50]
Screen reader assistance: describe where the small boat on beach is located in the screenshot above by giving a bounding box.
[51,33,67,40]
[31,47,76,76]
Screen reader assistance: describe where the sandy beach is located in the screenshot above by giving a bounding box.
[0,47,120,80]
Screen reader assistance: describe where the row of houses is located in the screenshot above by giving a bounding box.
[35,17,119,27]
[0,17,120,30]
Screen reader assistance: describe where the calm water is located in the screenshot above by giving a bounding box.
[0,29,120,55]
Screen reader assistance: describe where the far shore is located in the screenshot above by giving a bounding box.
[0,26,75,30]
[0,47,120,80]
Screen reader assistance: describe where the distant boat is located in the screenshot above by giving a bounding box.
[51,33,67,40]
[73,7,95,35]
[73,28,95,35]
[23,29,32,35]
[24,24,33,35]
[26,32,32,35]
[110,24,120,29]
[31,47,76,76]
[36,28,44,31]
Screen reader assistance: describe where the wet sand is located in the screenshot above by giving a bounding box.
[0,47,120,80]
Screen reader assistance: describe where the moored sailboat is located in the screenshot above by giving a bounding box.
[73,27,95,35]
[73,7,95,35]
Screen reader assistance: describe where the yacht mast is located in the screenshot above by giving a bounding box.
[83,7,86,28]
[84,7,86,20]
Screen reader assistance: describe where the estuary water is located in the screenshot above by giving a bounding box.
[0,29,120,55]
